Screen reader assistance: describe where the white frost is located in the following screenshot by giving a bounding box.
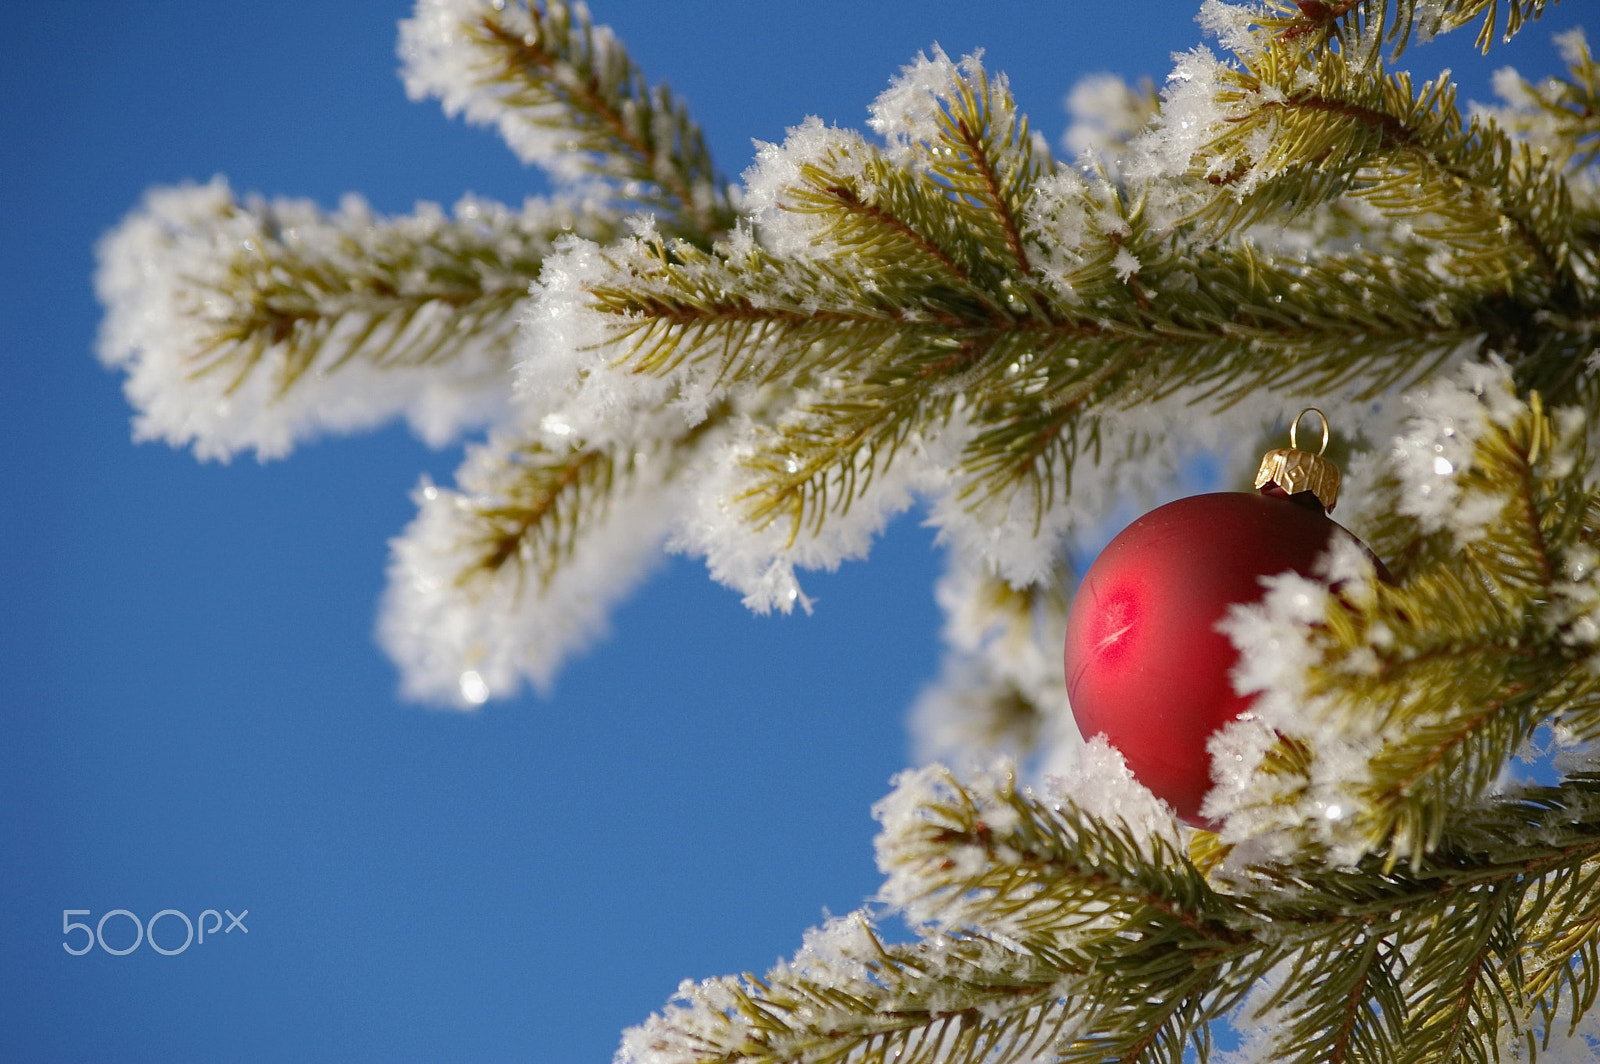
[400,0,617,181]
[868,46,981,163]
[742,117,879,259]
[518,233,676,446]
[1045,735,1183,853]
[771,910,882,988]
[1556,27,1592,69]
[1196,0,1266,56]
[1388,357,1520,545]
[1130,46,1237,184]
[1111,246,1141,280]
[1061,73,1150,163]
[95,178,522,461]
[377,432,673,706]
[667,411,937,614]
[1207,536,1389,866]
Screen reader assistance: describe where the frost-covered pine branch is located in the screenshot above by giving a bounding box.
[399,0,735,242]
[622,752,1600,1064]
[98,0,742,705]
[99,0,1600,702]
[94,0,1600,1060]
[541,6,1597,629]
[96,178,612,460]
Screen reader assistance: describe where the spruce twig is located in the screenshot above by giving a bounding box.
[401,0,735,243]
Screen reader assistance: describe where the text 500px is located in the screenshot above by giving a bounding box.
[62,908,248,955]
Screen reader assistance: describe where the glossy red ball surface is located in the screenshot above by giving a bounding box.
[1063,492,1361,826]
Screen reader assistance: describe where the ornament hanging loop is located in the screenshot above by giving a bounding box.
[1255,408,1341,512]
[1290,408,1330,457]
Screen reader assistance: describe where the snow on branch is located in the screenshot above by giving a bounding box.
[1211,361,1600,869]
[626,749,1600,1064]
[399,0,734,241]
[1139,36,1577,301]
[1194,0,1558,69]
[96,177,601,461]
[1060,71,1158,171]
[532,45,1505,601]
[618,749,1600,1064]
[872,756,1192,936]
[868,46,1048,279]
[617,924,1080,1064]
[378,425,686,706]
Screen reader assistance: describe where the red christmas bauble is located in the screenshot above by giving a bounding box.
[1063,491,1368,826]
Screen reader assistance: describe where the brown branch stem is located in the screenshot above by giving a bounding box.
[953,117,1032,276]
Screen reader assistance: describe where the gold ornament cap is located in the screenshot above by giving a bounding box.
[1254,408,1341,512]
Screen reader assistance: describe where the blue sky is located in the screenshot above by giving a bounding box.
[1,3,1587,1061]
